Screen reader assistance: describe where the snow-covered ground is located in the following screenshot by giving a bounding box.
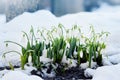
[85,63,120,80]
[1,71,43,80]
[0,3,120,80]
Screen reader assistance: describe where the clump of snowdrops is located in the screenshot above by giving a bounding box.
[3,24,109,72]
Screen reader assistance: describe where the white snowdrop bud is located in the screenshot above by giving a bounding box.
[80,51,83,58]
[66,43,70,48]
[74,51,77,56]
[28,53,32,64]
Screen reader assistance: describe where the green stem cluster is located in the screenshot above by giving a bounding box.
[3,24,109,71]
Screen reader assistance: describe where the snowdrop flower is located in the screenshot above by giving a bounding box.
[66,43,70,48]
[80,51,83,58]
[74,51,77,56]
[28,53,32,64]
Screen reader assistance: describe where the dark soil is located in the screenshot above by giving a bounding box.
[0,65,20,71]
[0,67,5,71]
[31,69,43,77]
[31,66,92,80]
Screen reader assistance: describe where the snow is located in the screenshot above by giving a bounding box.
[80,61,97,69]
[108,54,120,64]
[22,65,37,75]
[42,69,55,78]
[85,64,120,80]
[40,56,52,64]
[2,10,57,33]
[3,53,20,66]
[0,71,43,80]
[0,65,38,79]
[84,68,95,78]
[0,56,5,67]
[0,69,9,78]
[102,56,113,66]
[0,3,120,80]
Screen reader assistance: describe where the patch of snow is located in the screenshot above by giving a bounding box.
[2,10,58,33]
[80,61,97,69]
[0,53,20,67]
[42,49,47,57]
[84,68,95,78]
[67,59,77,68]
[42,69,55,78]
[62,53,77,68]
[3,53,20,66]
[92,64,120,80]
[1,71,43,80]
[0,65,37,79]
[104,45,120,56]
[29,75,43,80]
[22,65,36,75]
[0,69,9,78]
[40,56,52,64]
[108,54,120,64]
[0,56,5,67]
[102,56,112,66]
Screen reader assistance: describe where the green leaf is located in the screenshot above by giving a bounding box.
[22,47,26,55]
[9,62,14,70]
[21,56,25,70]
[102,43,106,49]
[27,41,31,50]
[88,45,93,68]
[67,37,77,58]
[77,51,81,65]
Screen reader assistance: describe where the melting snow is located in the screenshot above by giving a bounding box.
[85,64,120,80]
[0,71,43,80]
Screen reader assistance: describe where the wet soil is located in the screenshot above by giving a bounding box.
[0,65,20,71]
[31,66,92,80]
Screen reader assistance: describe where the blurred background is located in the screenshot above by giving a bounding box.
[0,0,120,22]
